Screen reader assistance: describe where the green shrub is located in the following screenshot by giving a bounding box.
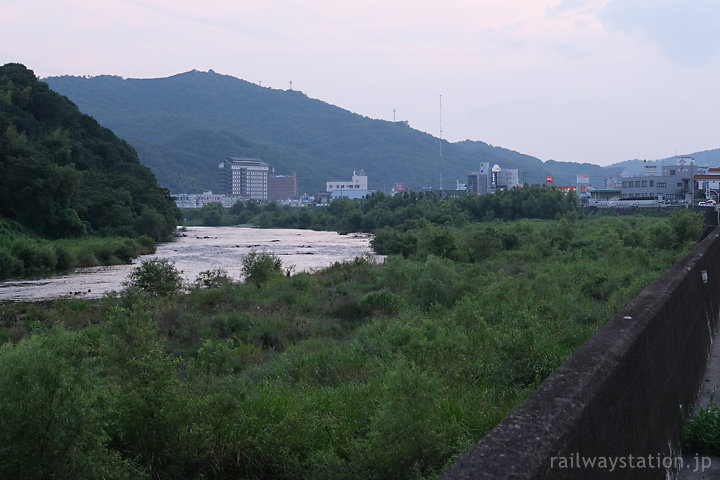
[10,240,41,272]
[125,259,183,297]
[193,268,233,289]
[209,311,253,339]
[194,338,261,375]
[115,239,139,263]
[669,209,704,248]
[0,326,146,479]
[359,359,470,478]
[54,244,75,271]
[0,247,22,278]
[371,228,417,258]
[75,249,100,267]
[137,235,156,253]
[359,289,402,317]
[683,403,720,454]
[251,319,287,351]
[242,250,283,288]
[37,243,57,270]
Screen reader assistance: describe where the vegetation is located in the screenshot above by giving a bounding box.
[124,259,184,297]
[44,70,615,193]
[182,185,582,233]
[0,63,181,278]
[0,210,703,479]
[241,250,284,288]
[0,217,156,278]
[683,402,720,455]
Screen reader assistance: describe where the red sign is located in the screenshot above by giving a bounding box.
[393,183,406,193]
[546,176,553,183]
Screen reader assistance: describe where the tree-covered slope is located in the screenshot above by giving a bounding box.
[0,63,180,240]
[45,70,610,194]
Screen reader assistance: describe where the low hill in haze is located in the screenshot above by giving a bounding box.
[44,70,610,194]
[0,63,180,240]
[608,148,720,176]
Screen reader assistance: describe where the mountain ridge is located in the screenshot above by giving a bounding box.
[43,69,719,194]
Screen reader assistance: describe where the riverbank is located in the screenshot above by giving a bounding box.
[0,217,160,279]
[0,226,376,302]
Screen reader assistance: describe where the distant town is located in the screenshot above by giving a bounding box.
[173,156,720,209]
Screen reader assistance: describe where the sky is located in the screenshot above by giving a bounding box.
[2,0,720,166]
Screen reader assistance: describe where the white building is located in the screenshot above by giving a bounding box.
[325,170,372,200]
[326,170,368,193]
[173,192,243,208]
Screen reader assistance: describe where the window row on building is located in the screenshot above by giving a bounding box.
[467,163,519,194]
[218,157,297,201]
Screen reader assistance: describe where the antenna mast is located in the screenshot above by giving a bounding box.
[439,94,443,191]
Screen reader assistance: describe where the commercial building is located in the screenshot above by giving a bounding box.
[467,163,519,193]
[619,164,706,201]
[173,191,241,208]
[326,170,371,199]
[694,167,720,202]
[268,171,298,201]
[602,167,630,190]
[218,157,269,201]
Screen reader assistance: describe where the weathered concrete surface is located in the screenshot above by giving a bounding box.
[443,230,720,480]
[679,328,720,480]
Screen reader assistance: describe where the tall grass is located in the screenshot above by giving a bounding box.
[0,220,155,278]
[0,212,703,479]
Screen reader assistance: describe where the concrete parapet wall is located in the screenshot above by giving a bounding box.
[443,230,720,479]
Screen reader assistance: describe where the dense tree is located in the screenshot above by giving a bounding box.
[0,63,181,241]
[223,185,582,235]
[200,202,225,226]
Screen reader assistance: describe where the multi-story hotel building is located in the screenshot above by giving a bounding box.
[218,157,269,201]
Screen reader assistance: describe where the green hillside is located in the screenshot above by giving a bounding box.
[0,63,180,240]
[44,70,610,194]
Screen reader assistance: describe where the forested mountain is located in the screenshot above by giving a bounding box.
[0,63,180,240]
[45,70,610,194]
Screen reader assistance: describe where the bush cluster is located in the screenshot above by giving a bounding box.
[0,223,156,279]
[0,212,702,479]
[182,185,581,233]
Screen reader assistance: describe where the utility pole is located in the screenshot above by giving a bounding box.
[439,94,443,191]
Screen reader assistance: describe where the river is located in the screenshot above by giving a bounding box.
[0,226,377,302]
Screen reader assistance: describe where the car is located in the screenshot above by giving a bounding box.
[698,200,716,207]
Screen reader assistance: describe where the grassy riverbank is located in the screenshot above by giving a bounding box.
[0,211,703,479]
[0,218,157,278]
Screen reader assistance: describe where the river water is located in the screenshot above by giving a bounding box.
[0,226,377,302]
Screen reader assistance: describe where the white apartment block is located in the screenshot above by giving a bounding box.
[326,170,368,193]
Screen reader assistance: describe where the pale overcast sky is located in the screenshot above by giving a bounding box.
[3,0,720,165]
